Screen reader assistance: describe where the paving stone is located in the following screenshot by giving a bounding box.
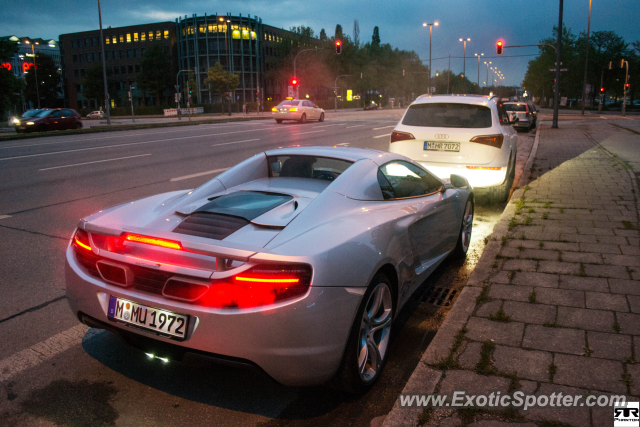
[488,284,532,302]
[465,317,525,347]
[458,341,483,370]
[562,233,598,244]
[502,259,538,272]
[524,383,591,426]
[577,227,615,236]
[489,270,511,284]
[492,345,552,382]
[621,245,640,256]
[505,240,539,249]
[603,254,640,267]
[520,249,559,261]
[522,324,585,355]
[468,422,537,427]
[535,288,584,308]
[499,247,520,258]
[592,395,640,427]
[597,235,630,245]
[476,300,503,318]
[503,301,556,325]
[586,292,629,312]
[628,296,640,314]
[584,264,630,279]
[559,275,609,292]
[560,251,603,264]
[628,363,640,396]
[614,229,640,237]
[542,241,580,251]
[537,261,581,275]
[587,331,632,361]
[609,279,640,295]
[553,354,626,393]
[617,312,640,335]
[438,369,510,397]
[512,272,558,288]
[557,307,615,332]
[578,243,622,254]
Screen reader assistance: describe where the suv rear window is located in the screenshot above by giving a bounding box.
[402,103,492,128]
[504,104,527,112]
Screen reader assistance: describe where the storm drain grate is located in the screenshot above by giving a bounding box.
[421,287,457,307]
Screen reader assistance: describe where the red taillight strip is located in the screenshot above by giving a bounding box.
[469,134,504,149]
[74,237,92,251]
[466,166,503,171]
[124,233,182,250]
[235,276,300,283]
[390,130,415,143]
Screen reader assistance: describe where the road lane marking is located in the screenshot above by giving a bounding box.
[0,324,103,382]
[0,127,282,161]
[0,215,11,220]
[212,138,259,147]
[373,125,395,130]
[346,125,364,128]
[290,130,326,135]
[373,133,392,138]
[38,154,152,171]
[170,167,230,182]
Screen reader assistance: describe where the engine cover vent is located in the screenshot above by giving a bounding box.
[173,212,249,240]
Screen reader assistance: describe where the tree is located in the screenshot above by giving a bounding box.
[319,29,327,42]
[335,24,343,41]
[204,62,240,102]
[372,26,381,47]
[82,62,117,108]
[353,20,360,47]
[0,39,21,119]
[137,43,173,106]
[24,52,60,107]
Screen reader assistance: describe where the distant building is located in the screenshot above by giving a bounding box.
[59,22,177,110]
[0,35,64,108]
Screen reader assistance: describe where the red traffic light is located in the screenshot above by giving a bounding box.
[496,40,503,55]
[290,77,298,86]
[600,87,605,93]
[335,40,342,55]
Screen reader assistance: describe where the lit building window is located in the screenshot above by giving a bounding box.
[156,30,161,39]
[112,36,117,44]
[199,24,206,34]
[164,30,169,39]
[148,31,154,40]
[119,34,124,43]
[133,33,138,42]
[141,32,146,42]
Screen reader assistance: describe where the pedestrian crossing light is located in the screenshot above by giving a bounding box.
[496,40,503,55]
[335,40,342,55]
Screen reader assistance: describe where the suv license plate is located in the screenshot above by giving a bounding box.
[108,296,188,340]
[425,142,460,152]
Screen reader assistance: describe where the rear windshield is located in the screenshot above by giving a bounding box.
[195,191,292,221]
[22,110,42,118]
[402,103,492,128]
[268,155,353,182]
[504,104,527,112]
[277,100,299,107]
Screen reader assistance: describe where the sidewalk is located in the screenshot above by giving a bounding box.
[383,120,640,426]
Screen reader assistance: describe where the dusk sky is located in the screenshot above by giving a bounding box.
[3,0,639,87]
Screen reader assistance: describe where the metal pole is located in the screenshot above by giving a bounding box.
[463,41,466,77]
[31,44,40,109]
[598,69,603,114]
[294,48,319,100]
[187,80,191,121]
[581,0,592,115]
[447,55,450,94]
[225,20,230,116]
[429,25,432,94]
[334,74,352,112]
[552,0,563,129]
[486,63,489,89]
[129,84,135,122]
[97,0,110,124]
[477,56,480,87]
[622,60,628,117]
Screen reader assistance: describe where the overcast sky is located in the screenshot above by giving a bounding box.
[2,0,639,87]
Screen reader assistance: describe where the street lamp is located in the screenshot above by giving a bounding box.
[458,37,470,77]
[621,59,629,117]
[423,21,439,94]
[220,17,231,116]
[25,40,40,109]
[474,53,483,87]
[581,0,592,116]
[97,0,110,124]
[484,61,492,88]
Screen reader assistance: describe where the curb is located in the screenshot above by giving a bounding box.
[380,126,542,427]
[0,116,272,143]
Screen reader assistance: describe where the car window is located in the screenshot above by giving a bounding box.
[35,110,53,118]
[62,109,74,116]
[504,104,527,112]
[50,110,63,118]
[268,155,353,182]
[277,100,299,107]
[304,101,313,107]
[496,102,510,125]
[402,103,492,128]
[378,161,442,200]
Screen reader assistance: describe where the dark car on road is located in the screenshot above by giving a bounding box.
[15,108,82,133]
[364,101,380,110]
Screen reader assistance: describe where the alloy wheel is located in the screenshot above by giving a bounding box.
[358,282,392,383]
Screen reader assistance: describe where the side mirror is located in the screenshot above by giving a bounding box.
[272,161,282,174]
[450,174,469,188]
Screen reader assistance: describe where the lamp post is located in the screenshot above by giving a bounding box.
[423,21,439,94]
[621,59,629,117]
[219,17,231,115]
[293,47,319,100]
[334,74,352,112]
[474,53,484,87]
[459,37,470,77]
[25,40,40,109]
[97,0,110,124]
[581,0,592,116]
[552,0,564,128]
[484,61,491,88]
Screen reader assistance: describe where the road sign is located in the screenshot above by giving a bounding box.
[549,69,568,72]
[347,90,352,101]
[431,87,436,93]
[287,85,295,98]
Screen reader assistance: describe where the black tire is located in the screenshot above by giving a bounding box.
[75,122,82,129]
[276,119,283,124]
[318,113,324,122]
[332,272,394,394]
[37,125,47,133]
[451,199,474,259]
[299,113,306,124]
[485,155,515,203]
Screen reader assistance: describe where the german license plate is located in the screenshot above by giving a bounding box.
[108,296,188,340]
[425,141,460,151]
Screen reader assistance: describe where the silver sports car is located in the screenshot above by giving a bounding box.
[65,146,474,392]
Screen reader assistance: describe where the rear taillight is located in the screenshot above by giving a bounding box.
[390,130,415,143]
[200,263,312,309]
[271,107,277,112]
[74,228,92,251]
[123,233,182,250]
[470,134,503,149]
[289,107,298,112]
[163,278,209,301]
[466,166,502,171]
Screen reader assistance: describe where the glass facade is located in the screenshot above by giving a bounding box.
[176,14,263,104]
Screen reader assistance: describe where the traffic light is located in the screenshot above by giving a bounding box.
[600,87,605,93]
[290,77,299,87]
[335,40,342,55]
[626,83,630,91]
[496,40,503,55]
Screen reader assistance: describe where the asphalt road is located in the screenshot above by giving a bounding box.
[0,109,534,426]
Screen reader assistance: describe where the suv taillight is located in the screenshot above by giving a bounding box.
[200,263,312,309]
[390,130,415,143]
[469,134,504,149]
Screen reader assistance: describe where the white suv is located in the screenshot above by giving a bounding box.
[388,95,518,202]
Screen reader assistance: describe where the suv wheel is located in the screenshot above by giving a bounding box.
[485,155,515,203]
